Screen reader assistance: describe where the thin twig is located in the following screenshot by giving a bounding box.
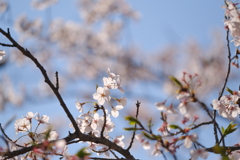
[109,150,119,159]
[127,101,140,151]
[0,28,136,160]
[0,28,81,136]
[100,105,107,137]
[55,71,59,90]
[215,28,232,148]
[0,42,15,47]
[0,123,23,148]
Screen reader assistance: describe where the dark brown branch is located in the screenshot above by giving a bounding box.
[0,123,23,148]
[90,158,135,160]
[0,28,136,160]
[100,105,107,137]
[1,131,136,159]
[214,28,232,147]
[0,42,15,47]
[196,100,224,146]
[55,71,59,90]
[127,101,140,151]
[206,146,240,153]
[0,28,81,137]
[109,150,119,159]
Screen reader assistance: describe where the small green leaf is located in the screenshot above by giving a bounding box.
[76,147,91,158]
[226,87,233,95]
[152,134,162,141]
[221,126,225,135]
[148,118,153,130]
[95,84,99,91]
[169,124,181,130]
[222,122,238,136]
[169,76,182,88]
[125,116,141,126]
[124,127,141,131]
[142,131,155,140]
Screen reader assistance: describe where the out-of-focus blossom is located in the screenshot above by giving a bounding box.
[113,135,125,148]
[0,50,5,60]
[32,0,58,10]
[184,133,198,148]
[190,148,209,160]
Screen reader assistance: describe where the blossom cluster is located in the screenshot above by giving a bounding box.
[145,73,208,159]
[223,1,240,47]
[93,68,127,117]
[11,112,67,159]
[212,91,240,119]
[71,68,126,157]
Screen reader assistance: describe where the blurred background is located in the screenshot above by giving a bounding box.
[0,0,239,159]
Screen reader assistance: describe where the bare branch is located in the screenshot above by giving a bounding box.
[100,105,107,137]
[0,28,81,136]
[55,71,59,90]
[127,101,140,151]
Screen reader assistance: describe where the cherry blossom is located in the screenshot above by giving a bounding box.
[212,94,240,119]
[113,135,125,148]
[151,142,162,156]
[91,113,103,130]
[97,145,110,157]
[135,134,151,150]
[0,50,5,60]
[106,68,124,93]
[32,0,58,10]
[23,112,37,121]
[190,148,209,160]
[35,113,50,124]
[184,133,198,148]
[14,118,31,134]
[75,101,84,112]
[93,87,111,105]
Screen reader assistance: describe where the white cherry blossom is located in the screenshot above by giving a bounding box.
[35,113,49,124]
[113,135,125,148]
[93,87,111,105]
[23,112,37,121]
[184,133,198,148]
[212,94,240,119]
[190,148,209,160]
[0,50,5,60]
[14,118,31,134]
[75,101,83,112]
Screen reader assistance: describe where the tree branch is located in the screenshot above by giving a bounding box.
[0,28,81,137]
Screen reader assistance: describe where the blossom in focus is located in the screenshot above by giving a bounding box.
[14,118,31,134]
[111,97,127,117]
[107,68,124,93]
[222,1,240,47]
[93,87,111,105]
[75,101,84,112]
[35,113,50,124]
[212,94,240,119]
[23,112,37,121]
[0,50,5,60]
